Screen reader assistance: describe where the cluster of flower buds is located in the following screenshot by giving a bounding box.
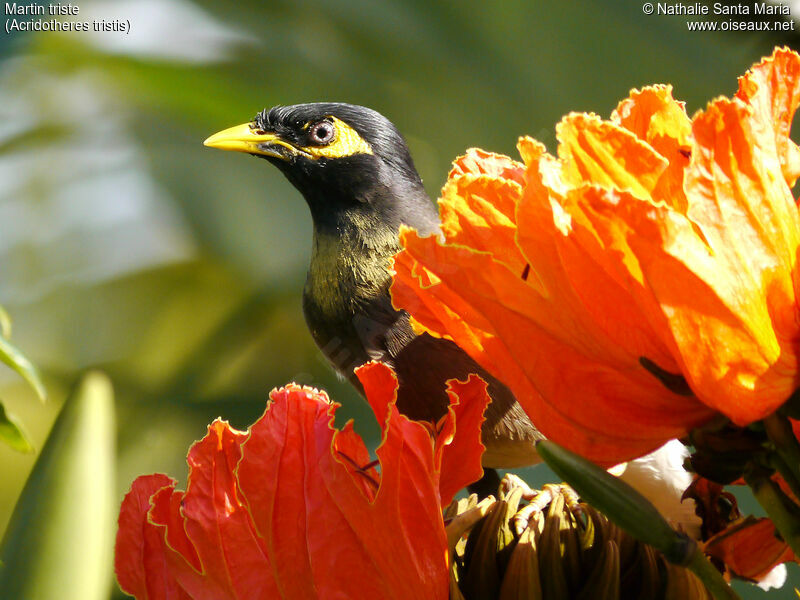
[445,475,711,600]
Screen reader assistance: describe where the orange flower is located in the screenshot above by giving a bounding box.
[685,477,794,587]
[704,517,793,586]
[392,47,800,465]
[114,362,490,600]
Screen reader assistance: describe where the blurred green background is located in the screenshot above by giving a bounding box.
[0,0,798,597]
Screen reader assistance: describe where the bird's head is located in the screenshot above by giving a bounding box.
[204,103,435,232]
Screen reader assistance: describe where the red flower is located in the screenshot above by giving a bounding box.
[392,48,800,465]
[115,362,490,600]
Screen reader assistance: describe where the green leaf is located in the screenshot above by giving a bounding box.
[0,334,46,401]
[0,372,116,600]
[0,400,34,453]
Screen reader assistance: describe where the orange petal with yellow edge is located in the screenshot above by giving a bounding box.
[735,47,800,188]
[704,517,796,582]
[612,85,692,212]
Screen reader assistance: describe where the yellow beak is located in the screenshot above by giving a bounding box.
[203,122,301,159]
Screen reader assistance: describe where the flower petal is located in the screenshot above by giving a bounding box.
[679,59,800,421]
[394,222,712,466]
[117,365,476,599]
[436,374,491,506]
[735,47,800,188]
[449,147,526,185]
[116,422,280,600]
[611,85,692,212]
[188,421,276,598]
[236,364,450,599]
[439,174,525,273]
[393,135,715,465]
[393,47,800,463]
[557,112,667,200]
[703,517,796,582]
[115,474,189,600]
[584,71,800,423]
[356,360,489,506]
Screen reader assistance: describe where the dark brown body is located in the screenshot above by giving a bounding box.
[303,217,540,468]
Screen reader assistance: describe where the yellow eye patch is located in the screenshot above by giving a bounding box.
[204,116,373,161]
[302,117,373,159]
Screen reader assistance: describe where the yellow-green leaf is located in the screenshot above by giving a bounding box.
[0,372,115,600]
[0,400,33,453]
[0,334,45,401]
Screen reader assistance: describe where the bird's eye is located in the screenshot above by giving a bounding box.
[308,121,336,145]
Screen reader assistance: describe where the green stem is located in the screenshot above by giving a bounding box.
[745,469,800,558]
[684,546,742,600]
[764,412,800,498]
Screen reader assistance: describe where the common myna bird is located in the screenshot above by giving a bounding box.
[204,103,543,488]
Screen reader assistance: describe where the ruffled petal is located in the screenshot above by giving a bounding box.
[115,361,488,599]
[611,85,692,212]
[436,374,491,506]
[115,474,190,600]
[236,364,449,599]
[735,47,800,188]
[557,112,667,199]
